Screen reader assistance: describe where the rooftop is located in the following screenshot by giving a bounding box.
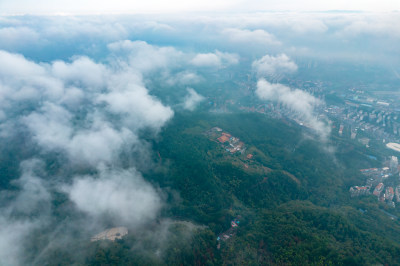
[91,227,128,242]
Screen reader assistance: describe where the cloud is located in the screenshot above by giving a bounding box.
[42,16,129,41]
[183,88,205,111]
[0,13,398,67]
[335,13,400,39]
[191,53,221,67]
[128,219,203,259]
[65,167,162,225]
[0,47,175,166]
[1,0,400,15]
[252,53,298,77]
[108,40,184,73]
[165,71,202,86]
[0,49,45,77]
[190,50,239,67]
[222,28,281,46]
[97,81,174,131]
[256,79,330,140]
[22,99,162,167]
[0,42,179,263]
[5,12,397,264]
[22,103,74,152]
[228,14,328,34]
[0,50,64,107]
[11,159,51,214]
[0,159,51,266]
[0,26,39,50]
[22,103,137,167]
[215,50,239,65]
[51,56,107,89]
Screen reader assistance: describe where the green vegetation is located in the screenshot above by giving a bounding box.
[16,112,400,265]
[146,112,400,265]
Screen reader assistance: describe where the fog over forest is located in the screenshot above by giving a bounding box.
[1,9,400,265]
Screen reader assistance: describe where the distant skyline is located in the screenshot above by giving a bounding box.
[1,0,400,15]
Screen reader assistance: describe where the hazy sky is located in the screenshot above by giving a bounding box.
[1,0,400,15]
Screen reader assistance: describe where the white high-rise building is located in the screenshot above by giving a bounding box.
[390,156,398,172]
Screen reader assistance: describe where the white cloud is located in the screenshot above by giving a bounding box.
[98,75,174,130]
[65,167,162,225]
[0,50,45,77]
[0,26,39,50]
[68,125,133,166]
[2,0,399,15]
[0,47,174,166]
[191,53,221,67]
[224,13,328,34]
[60,86,85,107]
[0,0,240,15]
[336,13,400,39]
[256,80,319,114]
[0,50,64,104]
[190,50,239,67]
[22,102,138,166]
[0,159,51,266]
[22,102,74,152]
[215,50,239,65]
[139,21,175,32]
[0,41,180,263]
[256,79,330,140]
[252,53,298,77]
[222,28,281,46]
[108,40,184,73]
[42,16,129,41]
[51,56,107,89]
[11,159,51,213]
[183,88,205,111]
[166,71,201,86]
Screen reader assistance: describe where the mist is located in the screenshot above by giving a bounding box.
[0,10,399,265]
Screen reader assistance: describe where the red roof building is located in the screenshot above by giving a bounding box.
[222,132,231,138]
[373,183,384,197]
[218,135,229,143]
[386,187,395,201]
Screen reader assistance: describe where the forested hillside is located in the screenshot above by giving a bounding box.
[74,112,400,265]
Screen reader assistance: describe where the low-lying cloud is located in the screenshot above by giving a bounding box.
[0,41,183,264]
[190,50,239,67]
[0,159,51,266]
[222,28,281,46]
[256,79,330,140]
[252,53,298,77]
[1,11,396,264]
[65,167,162,225]
[107,40,184,73]
[0,31,249,262]
[0,47,174,165]
[183,88,205,111]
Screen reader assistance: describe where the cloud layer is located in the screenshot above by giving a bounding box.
[256,79,330,140]
[65,167,162,225]
[0,159,51,266]
[252,53,298,77]
[0,11,399,264]
[0,29,251,261]
[183,88,205,111]
[190,50,239,67]
[0,42,180,264]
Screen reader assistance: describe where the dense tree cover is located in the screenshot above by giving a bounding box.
[239,201,400,265]
[29,224,218,266]
[147,112,400,265]
[4,111,400,265]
